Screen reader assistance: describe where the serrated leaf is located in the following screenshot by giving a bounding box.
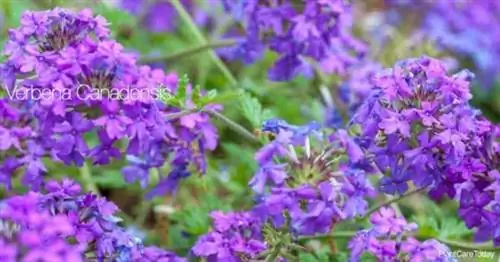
[206,89,218,100]
[240,92,263,128]
[411,198,471,239]
[206,89,242,105]
[177,74,190,100]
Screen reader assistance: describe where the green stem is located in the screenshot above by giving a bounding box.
[80,162,99,196]
[298,231,357,241]
[364,187,427,219]
[255,250,272,259]
[434,238,500,252]
[280,251,299,262]
[134,201,151,226]
[288,243,320,260]
[265,242,282,262]
[165,108,200,120]
[141,39,238,63]
[205,109,261,144]
[169,0,238,87]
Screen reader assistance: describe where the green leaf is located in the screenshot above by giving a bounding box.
[206,89,242,105]
[240,91,264,128]
[411,198,471,239]
[177,74,190,99]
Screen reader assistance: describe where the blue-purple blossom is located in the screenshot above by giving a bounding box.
[222,0,366,81]
[387,1,500,89]
[0,179,184,261]
[131,246,185,262]
[351,57,500,246]
[192,211,266,261]
[348,207,455,262]
[0,9,219,197]
[252,119,375,236]
[0,193,84,261]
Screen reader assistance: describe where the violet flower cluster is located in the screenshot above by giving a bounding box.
[0,8,219,197]
[388,0,500,88]
[424,1,500,88]
[192,210,266,261]
[222,0,367,81]
[0,179,184,261]
[191,119,377,260]
[0,192,84,261]
[119,0,198,33]
[351,57,500,245]
[131,246,186,262]
[348,207,454,262]
[251,121,376,236]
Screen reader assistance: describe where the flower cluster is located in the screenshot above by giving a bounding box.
[351,57,499,245]
[222,0,366,81]
[0,8,219,197]
[0,179,184,261]
[119,0,195,33]
[192,210,266,261]
[388,0,500,88]
[131,246,186,262]
[252,120,375,235]
[0,192,84,261]
[348,207,454,262]
[424,1,500,88]
[40,179,139,260]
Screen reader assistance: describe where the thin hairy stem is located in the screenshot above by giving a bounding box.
[141,39,238,63]
[80,162,100,196]
[205,109,261,144]
[169,0,238,87]
[364,187,427,219]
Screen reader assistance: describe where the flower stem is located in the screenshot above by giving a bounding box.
[434,238,500,252]
[364,187,427,219]
[205,109,261,144]
[80,162,100,196]
[298,231,357,241]
[265,242,283,262]
[169,0,238,87]
[165,108,200,120]
[141,39,238,63]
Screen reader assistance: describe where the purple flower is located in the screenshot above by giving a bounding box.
[0,8,219,195]
[251,119,375,236]
[348,208,455,261]
[250,163,287,193]
[131,246,185,262]
[0,193,84,261]
[351,57,499,243]
[458,190,491,228]
[89,130,121,165]
[120,0,193,33]
[94,101,133,140]
[223,0,365,81]
[369,207,417,236]
[402,238,454,262]
[378,110,411,138]
[192,211,266,261]
[0,179,186,260]
[52,112,93,166]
